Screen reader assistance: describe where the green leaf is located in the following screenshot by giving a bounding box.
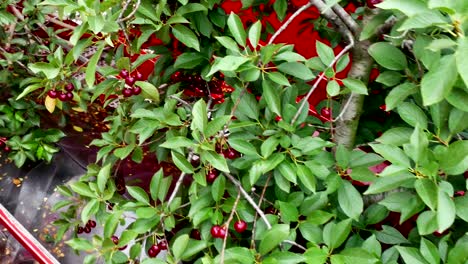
[66,238,94,251]
[338,181,363,220]
[368,42,407,70]
[326,80,341,97]
[114,144,135,160]
[375,225,409,245]
[416,211,438,235]
[385,82,418,111]
[172,234,189,260]
[267,72,291,87]
[215,36,240,53]
[203,151,229,172]
[455,195,468,222]
[150,169,163,201]
[81,199,99,224]
[456,37,468,88]
[297,165,316,193]
[405,125,428,164]
[248,21,261,48]
[370,143,411,167]
[279,201,299,223]
[259,224,289,255]
[448,108,468,135]
[397,102,428,130]
[376,0,430,16]
[396,246,429,264]
[376,127,413,146]
[172,24,200,51]
[340,248,380,264]
[277,62,315,80]
[211,175,225,202]
[160,137,194,149]
[117,230,138,247]
[261,136,280,158]
[126,186,150,205]
[376,71,403,87]
[437,189,455,233]
[215,55,251,72]
[181,239,208,260]
[228,138,258,156]
[85,41,105,88]
[304,247,328,264]
[97,163,111,193]
[221,247,255,264]
[227,12,246,47]
[364,173,414,195]
[421,54,457,106]
[70,182,96,198]
[104,211,122,238]
[323,219,352,249]
[171,151,194,174]
[191,99,207,134]
[134,81,160,103]
[28,62,60,80]
[420,238,440,264]
[277,161,297,184]
[316,41,335,65]
[262,80,282,116]
[439,140,468,175]
[16,83,43,100]
[414,179,438,211]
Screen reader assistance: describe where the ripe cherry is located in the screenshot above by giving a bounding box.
[217,226,227,238]
[206,169,219,183]
[210,225,221,238]
[455,191,465,197]
[147,244,160,258]
[135,72,143,81]
[320,107,332,119]
[158,240,167,250]
[190,155,201,168]
[87,220,96,228]
[58,92,68,102]
[275,116,282,122]
[367,0,383,8]
[225,148,238,159]
[234,220,247,233]
[76,226,84,234]
[65,83,74,92]
[122,88,133,97]
[83,226,91,233]
[191,229,201,240]
[111,235,119,244]
[132,87,142,95]
[125,76,136,86]
[47,89,58,98]
[4,146,11,152]
[119,69,129,78]
[65,92,73,101]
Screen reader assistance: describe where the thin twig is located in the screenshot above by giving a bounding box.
[250,174,271,249]
[166,152,194,207]
[220,190,241,263]
[223,172,271,229]
[47,16,76,30]
[117,0,141,23]
[268,2,313,45]
[291,40,354,125]
[333,93,354,122]
[168,95,193,110]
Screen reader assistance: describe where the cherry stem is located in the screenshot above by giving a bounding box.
[220,190,241,263]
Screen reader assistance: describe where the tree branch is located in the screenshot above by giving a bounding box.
[268,2,313,45]
[220,190,241,263]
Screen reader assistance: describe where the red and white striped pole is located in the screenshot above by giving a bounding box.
[0,203,60,264]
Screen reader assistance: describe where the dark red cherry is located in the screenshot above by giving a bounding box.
[83,226,91,233]
[158,240,167,250]
[132,87,142,95]
[120,69,129,78]
[125,76,136,86]
[65,92,73,101]
[122,88,133,97]
[47,89,58,98]
[234,220,247,233]
[135,72,143,81]
[111,235,119,244]
[206,169,219,184]
[191,229,201,240]
[218,226,227,238]
[147,244,160,258]
[320,107,332,119]
[367,0,383,8]
[65,83,74,92]
[211,225,221,238]
[87,220,96,228]
[4,146,11,152]
[77,226,84,234]
[58,92,68,102]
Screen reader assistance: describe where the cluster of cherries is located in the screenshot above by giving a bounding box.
[210,219,248,239]
[171,72,234,104]
[47,83,75,102]
[147,240,168,258]
[111,235,129,251]
[119,69,143,97]
[0,137,11,152]
[76,219,96,234]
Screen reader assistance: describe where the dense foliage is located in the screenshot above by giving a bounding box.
[1,0,468,263]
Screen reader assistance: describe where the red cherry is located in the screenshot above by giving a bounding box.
[275,116,282,122]
[369,68,380,82]
[210,225,221,238]
[148,244,160,258]
[191,229,201,240]
[367,0,383,8]
[464,171,468,179]
[47,89,58,98]
[158,240,167,250]
[125,76,136,86]
[132,87,142,95]
[120,69,129,78]
[111,235,119,244]
[234,220,247,233]
[77,226,84,234]
[4,146,11,152]
[225,148,238,159]
[65,92,73,101]
[206,169,219,184]
[455,191,465,197]
[122,88,133,97]
[190,155,201,168]
[58,92,68,102]
[135,72,143,81]
[83,226,91,233]
[320,107,332,119]
[87,220,96,228]
[65,83,74,92]
[218,226,227,238]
